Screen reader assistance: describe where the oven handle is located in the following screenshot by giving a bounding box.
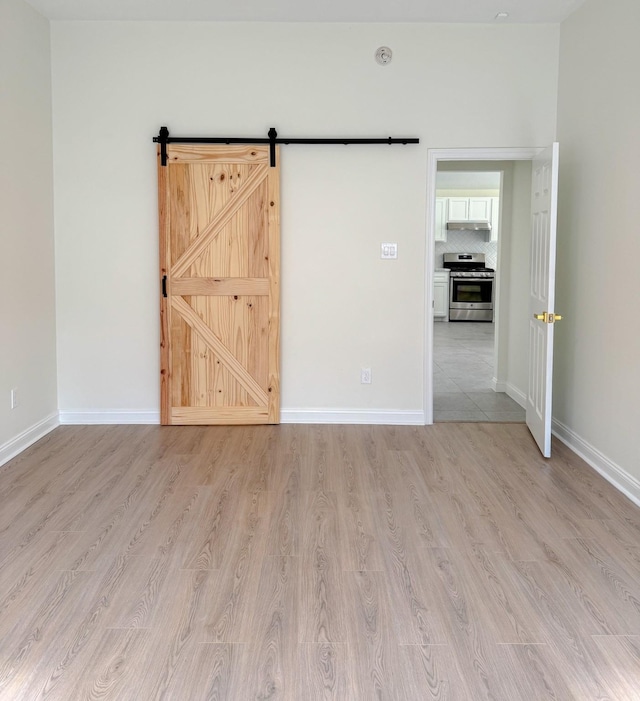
[450,277,494,282]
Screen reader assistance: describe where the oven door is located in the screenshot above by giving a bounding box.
[449,277,494,309]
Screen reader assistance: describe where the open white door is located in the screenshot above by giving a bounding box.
[527,143,560,457]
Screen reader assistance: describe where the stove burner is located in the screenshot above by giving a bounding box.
[448,269,495,279]
[448,266,494,273]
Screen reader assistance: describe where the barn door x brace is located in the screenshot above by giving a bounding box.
[154,126,419,167]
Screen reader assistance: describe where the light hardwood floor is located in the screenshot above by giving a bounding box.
[1,423,640,699]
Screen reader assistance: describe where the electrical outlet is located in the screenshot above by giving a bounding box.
[361,368,372,384]
[10,388,18,409]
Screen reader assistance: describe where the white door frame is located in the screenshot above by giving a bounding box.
[425,147,541,424]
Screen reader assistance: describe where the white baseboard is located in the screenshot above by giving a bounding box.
[506,383,527,409]
[0,412,60,468]
[59,409,425,426]
[59,410,161,425]
[552,418,640,508]
[492,378,507,392]
[281,409,425,425]
[60,409,424,426]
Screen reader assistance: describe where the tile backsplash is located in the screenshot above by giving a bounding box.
[435,232,497,269]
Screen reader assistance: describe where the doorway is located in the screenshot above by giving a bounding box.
[424,148,539,425]
[433,164,524,422]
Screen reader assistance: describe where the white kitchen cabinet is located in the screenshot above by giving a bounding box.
[440,196,500,241]
[435,197,448,241]
[469,197,492,221]
[447,197,470,221]
[433,271,450,321]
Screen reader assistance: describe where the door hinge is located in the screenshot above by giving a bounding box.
[533,312,562,324]
[162,275,167,298]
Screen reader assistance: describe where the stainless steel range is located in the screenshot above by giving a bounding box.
[442,253,495,322]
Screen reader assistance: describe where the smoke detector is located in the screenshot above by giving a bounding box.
[375,46,393,66]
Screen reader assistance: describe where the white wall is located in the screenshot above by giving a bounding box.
[51,21,559,420]
[555,0,640,485]
[503,161,533,400]
[0,0,57,460]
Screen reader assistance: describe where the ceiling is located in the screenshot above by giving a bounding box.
[25,0,587,23]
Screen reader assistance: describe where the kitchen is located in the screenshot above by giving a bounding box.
[433,164,527,422]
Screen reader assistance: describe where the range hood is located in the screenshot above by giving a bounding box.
[446,220,492,232]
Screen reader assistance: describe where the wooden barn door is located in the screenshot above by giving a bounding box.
[158,145,280,425]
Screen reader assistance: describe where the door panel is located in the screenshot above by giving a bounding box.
[526,143,559,456]
[468,197,492,220]
[448,197,470,220]
[159,145,280,425]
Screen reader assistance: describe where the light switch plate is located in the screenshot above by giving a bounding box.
[381,243,398,259]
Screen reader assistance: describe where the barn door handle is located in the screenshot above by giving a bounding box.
[162,275,167,298]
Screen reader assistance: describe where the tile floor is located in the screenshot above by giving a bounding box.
[433,321,526,422]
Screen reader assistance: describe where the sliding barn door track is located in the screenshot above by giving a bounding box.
[154,126,419,167]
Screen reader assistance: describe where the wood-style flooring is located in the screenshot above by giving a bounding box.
[1,423,640,699]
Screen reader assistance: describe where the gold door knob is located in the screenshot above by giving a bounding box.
[533,312,563,323]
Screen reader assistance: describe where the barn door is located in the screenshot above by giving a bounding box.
[158,145,280,425]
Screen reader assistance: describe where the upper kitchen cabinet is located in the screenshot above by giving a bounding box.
[435,197,448,241]
[441,195,500,242]
[447,197,470,221]
[470,197,500,241]
[435,170,502,242]
[469,197,492,221]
